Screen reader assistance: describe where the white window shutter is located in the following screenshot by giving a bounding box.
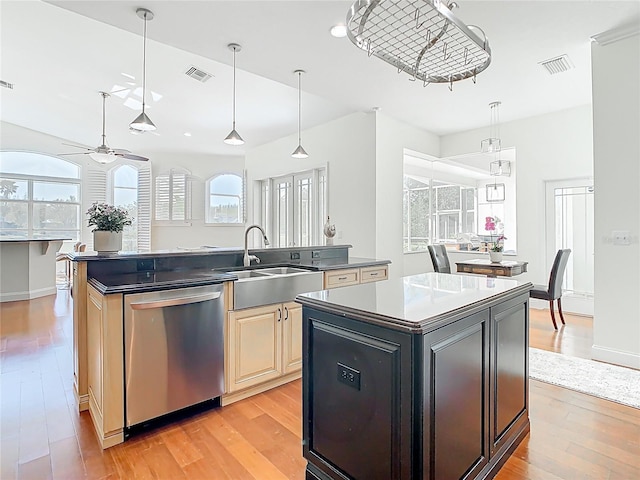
[137,165,151,251]
[155,174,170,221]
[84,168,107,251]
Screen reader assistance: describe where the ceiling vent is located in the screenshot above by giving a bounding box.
[539,54,574,75]
[0,80,14,89]
[184,66,213,83]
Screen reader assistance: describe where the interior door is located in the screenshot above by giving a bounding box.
[544,178,594,315]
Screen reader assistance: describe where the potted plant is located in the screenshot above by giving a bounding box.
[86,202,132,254]
[485,216,506,262]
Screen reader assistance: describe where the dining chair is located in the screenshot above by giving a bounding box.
[428,244,451,274]
[530,249,572,330]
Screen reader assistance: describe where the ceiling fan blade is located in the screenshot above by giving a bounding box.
[58,152,91,156]
[61,142,93,151]
[112,148,132,155]
[118,152,149,162]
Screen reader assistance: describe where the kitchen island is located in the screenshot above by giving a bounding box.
[69,245,390,448]
[297,273,532,480]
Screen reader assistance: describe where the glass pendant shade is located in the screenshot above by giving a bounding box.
[481,101,501,153]
[130,9,156,132]
[291,144,309,159]
[292,69,308,159]
[224,43,243,145]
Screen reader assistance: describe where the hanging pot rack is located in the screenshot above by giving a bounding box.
[346,0,491,89]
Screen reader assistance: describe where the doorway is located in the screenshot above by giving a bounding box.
[544,178,594,315]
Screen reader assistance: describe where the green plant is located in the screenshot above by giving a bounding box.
[86,202,132,232]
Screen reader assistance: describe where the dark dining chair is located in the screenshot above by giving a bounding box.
[428,244,451,274]
[530,249,572,330]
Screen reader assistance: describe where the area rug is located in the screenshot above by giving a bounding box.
[529,348,640,409]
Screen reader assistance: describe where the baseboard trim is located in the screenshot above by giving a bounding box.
[0,287,58,303]
[591,345,640,369]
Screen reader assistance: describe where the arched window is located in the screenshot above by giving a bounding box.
[0,151,81,240]
[206,173,245,224]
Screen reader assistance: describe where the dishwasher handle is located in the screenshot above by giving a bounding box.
[129,291,222,310]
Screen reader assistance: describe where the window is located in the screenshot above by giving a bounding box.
[403,177,476,252]
[205,172,245,224]
[155,168,192,223]
[0,152,81,240]
[260,167,327,247]
[403,151,516,253]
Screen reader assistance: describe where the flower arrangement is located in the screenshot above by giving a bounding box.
[485,216,507,252]
[86,202,132,232]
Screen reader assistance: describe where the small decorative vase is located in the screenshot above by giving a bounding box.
[489,251,503,263]
[93,231,122,254]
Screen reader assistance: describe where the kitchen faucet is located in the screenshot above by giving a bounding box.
[243,225,270,267]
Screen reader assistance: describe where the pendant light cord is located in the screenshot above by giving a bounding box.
[141,13,148,112]
[232,46,237,128]
[297,71,301,144]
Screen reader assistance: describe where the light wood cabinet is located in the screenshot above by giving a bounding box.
[223,300,303,405]
[86,285,124,449]
[323,265,389,289]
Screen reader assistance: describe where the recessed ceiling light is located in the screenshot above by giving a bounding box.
[183,132,192,137]
[330,24,348,38]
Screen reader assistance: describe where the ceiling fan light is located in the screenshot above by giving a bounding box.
[224,128,245,146]
[291,144,308,159]
[130,111,156,131]
[89,152,116,164]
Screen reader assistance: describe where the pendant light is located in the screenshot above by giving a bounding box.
[224,43,244,145]
[291,69,308,159]
[481,101,511,178]
[130,8,156,132]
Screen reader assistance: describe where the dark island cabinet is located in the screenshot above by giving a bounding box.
[301,292,530,480]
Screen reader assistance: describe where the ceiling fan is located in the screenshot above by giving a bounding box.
[60,91,149,163]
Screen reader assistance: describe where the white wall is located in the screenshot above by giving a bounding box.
[591,30,640,368]
[147,151,246,250]
[245,112,377,257]
[439,106,594,288]
[375,114,440,278]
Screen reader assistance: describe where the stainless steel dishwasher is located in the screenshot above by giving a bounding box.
[124,283,224,427]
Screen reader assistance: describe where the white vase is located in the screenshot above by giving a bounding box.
[93,231,122,254]
[489,251,503,263]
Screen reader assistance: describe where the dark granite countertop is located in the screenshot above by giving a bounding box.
[88,270,237,294]
[87,256,390,294]
[297,272,532,334]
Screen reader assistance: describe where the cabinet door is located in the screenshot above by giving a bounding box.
[282,301,303,374]
[227,304,282,393]
[423,310,490,480]
[87,286,104,416]
[490,297,529,456]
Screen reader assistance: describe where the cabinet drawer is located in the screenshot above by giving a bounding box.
[324,269,360,289]
[360,266,388,283]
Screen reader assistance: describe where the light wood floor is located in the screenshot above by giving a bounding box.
[1,293,638,479]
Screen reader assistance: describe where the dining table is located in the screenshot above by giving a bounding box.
[455,258,528,277]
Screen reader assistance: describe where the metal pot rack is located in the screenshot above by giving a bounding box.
[346,0,492,90]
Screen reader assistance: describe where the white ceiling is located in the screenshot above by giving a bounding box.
[1,1,638,160]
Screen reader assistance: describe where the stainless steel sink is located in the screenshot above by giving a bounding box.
[227,267,323,310]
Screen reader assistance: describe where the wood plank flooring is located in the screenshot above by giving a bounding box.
[1,293,638,479]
